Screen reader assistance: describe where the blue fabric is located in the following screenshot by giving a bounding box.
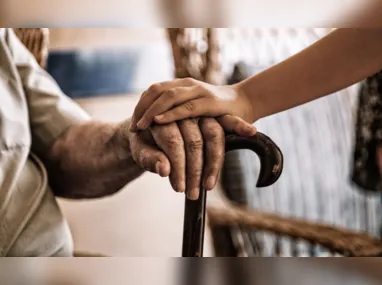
[46,49,141,98]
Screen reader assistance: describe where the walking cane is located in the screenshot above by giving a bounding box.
[181,132,284,257]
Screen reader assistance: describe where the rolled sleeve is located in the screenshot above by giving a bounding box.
[5,29,91,152]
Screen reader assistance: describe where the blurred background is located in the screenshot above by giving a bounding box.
[16,28,382,258]
[2,258,382,285]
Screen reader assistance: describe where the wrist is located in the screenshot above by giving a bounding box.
[232,81,262,123]
[111,119,133,160]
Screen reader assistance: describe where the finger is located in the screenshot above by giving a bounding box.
[178,119,204,200]
[199,118,225,190]
[153,98,230,125]
[150,123,186,193]
[129,133,171,177]
[130,90,147,131]
[136,85,205,131]
[217,115,257,137]
[130,78,195,132]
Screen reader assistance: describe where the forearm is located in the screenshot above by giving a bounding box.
[237,29,382,122]
[43,119,144,199]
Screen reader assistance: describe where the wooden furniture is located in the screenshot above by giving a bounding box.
[13,28,50,67]
[166,28,382,257]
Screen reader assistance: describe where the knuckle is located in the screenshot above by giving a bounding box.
[148,83,162,94]
[165,89,177,99]
[187,168,203,181]
[165,134,184,149]
[183,77,196,85]
[182,101,195,112]
[139,151,151,169]
[186,138,203,152]
[203,123,223,141]
[207,128,222,140]
[187,176,201,187]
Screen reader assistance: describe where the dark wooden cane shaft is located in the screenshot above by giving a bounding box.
[182,188,207,257]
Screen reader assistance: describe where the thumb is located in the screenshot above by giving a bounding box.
[131,136,171,177]
[217,115,257,137]
[138,148,171,177]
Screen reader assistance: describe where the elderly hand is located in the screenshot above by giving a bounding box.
[129,117,226,200]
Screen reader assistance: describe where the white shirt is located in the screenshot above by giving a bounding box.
[0,28,90,256]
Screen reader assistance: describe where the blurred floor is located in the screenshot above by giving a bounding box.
[6,258,382,285]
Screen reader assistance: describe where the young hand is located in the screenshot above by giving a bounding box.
[129,78,256,136]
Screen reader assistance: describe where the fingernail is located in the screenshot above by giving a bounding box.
[129,116,136,130]
[136,120,146,130]
[177,182,185,193]
[187,188,199,200]
[247,125,256,135]
[155,114,164,121]
[129,125,136,132]
[205,176,216,190]
[241,124,255,136]
[155,161,161,175]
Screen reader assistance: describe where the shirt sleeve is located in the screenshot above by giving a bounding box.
[4,29,91,152]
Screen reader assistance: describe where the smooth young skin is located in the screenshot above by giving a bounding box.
[129,82,257,136]
[130,29,382,128]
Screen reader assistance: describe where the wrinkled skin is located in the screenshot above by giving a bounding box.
[129,117,225,200]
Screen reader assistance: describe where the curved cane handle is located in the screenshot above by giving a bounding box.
[225,132,283,187]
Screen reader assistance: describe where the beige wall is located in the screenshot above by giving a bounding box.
[49,28,167,50]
